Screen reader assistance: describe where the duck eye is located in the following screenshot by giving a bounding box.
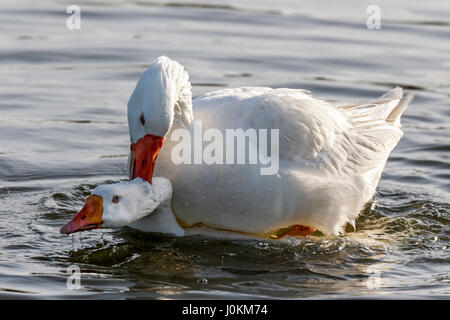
[140,113,145,126]
[112,195,120,204]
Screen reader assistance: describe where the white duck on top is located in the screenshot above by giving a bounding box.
[60,56,413,238]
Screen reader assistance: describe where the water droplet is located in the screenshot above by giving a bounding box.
[99,233,106,245]
[255,242,269,249]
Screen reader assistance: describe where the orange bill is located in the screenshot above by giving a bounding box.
[129,134,164,183]
[60,195,103,234]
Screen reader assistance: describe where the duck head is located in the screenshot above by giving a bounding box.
[128,56,193,183]
[60,177,172,234]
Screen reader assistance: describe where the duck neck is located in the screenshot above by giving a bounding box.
[128,199,185,236]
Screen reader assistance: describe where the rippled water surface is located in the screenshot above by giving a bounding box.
[0,0,449,299]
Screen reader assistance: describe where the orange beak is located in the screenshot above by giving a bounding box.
[60,195,104,234]
[129,134,165,183]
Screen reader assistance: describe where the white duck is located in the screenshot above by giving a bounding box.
[60,56,413,238]
[59,177,185,236]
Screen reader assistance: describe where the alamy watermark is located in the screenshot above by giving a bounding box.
[366,265,382,289]
[170,121,280,175]
[66,264,82,290]
[66,5,81,30]
[366,5,381,30]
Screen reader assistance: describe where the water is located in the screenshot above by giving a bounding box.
[0,0,449,299]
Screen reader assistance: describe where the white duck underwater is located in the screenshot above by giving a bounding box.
[60,56,413,238]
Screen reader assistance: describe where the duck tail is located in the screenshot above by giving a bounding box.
[334,87,414,127]
[385,88,414,126]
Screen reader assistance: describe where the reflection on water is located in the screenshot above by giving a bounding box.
[0,0,449,298]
